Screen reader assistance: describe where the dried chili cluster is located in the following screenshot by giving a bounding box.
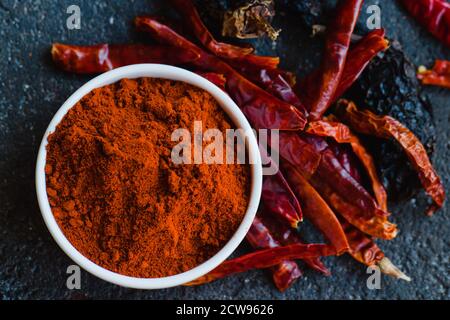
[51,0,445,291]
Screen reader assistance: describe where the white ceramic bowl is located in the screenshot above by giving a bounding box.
[35,64,262,289]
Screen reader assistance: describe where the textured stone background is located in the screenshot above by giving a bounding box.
[0,0,448,300]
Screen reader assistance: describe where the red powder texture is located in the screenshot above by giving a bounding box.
[45,78,250,278]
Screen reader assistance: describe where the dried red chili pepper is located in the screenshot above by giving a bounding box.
[297,0,363,120]
[262,173,303,228]
[326,140,363,184]
[194,72,227,90]
[313,175,398,240]
[399,0,450,47]
[298,29,389,107]
[260,212,331,276]
[281,162,350,255]
[303,133,390,219]
[332,29,389,103]
[418,59,450,89]
[341,220,411,281]
[336,100,446,216]
[246,216,302,291]
[306,119,388,211]
[51,43,200,74]
[187,244,336,285]
[230,62,306,112]
[135,16,307,131]
[170,0,280,69]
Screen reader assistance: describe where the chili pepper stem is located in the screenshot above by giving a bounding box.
[377,257,411,282]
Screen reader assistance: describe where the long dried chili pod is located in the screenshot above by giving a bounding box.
[297,0,363,120]
[336,100,446,215]
[311,173,398,240]
[332,29,389,103]
[194,72,227,90]
[170,0,280,69]
[326,140,363,184]
[247,217,302,291]
[262,174,303,228]
[51,43,200,74]
[281,162,350,255]
[418,59,450,89]
[135,16,307,131]
[341,220,411,281]
[399,0,450,47]
[260,212,331,276]
[303,134,390,219]
[187,244,336,286]
[306,119,388,211]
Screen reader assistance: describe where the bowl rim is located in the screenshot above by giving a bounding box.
[35,64,262,289]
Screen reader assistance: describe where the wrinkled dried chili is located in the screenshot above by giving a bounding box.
[187,244,336,285]
[51,43,200,74]
[260,212,331,276]
[281,162,350,255]
[134,16,307,131]
[332,29,390,103]
[341,220,410,281]
[418,59,450,89]
[306,119,388,211]
[298,0,363,120]
[246,216,302,291]
[336,100,446,216]
[171,0,280,69]
[399,0,450,47]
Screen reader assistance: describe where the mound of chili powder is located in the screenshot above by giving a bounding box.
[45,78,250,278]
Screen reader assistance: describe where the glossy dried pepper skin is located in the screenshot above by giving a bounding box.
[311,170,398,240]
[51,43,200,74]
[299,0,363,120]
[187,244,336,286]
[170,0,280,70]
[306,119,388,212]
[336,100,446,216]
[260,212,331,276]
[332,29,389,103]
[418,60,450,89]
[303,134,390,219]
[399,0,450,47]
[340,219,384,266]
[282,163,350,255]
[246,217,302,292]
[194,72,227,90]
[135,16,307,131]
[262,173,302,228]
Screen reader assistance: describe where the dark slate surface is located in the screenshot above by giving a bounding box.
[0,0,448,300]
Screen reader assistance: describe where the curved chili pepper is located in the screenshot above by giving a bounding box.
[326,140,362,184]
[246,216,302,292]
[418,59,450,89]
[170,0,280,69]
[311,172,398,240]
[306,119,388,211]
[341,220,411,281]
[332,29,389,103]
[298,0,363,120]
[281,162,350,255]
[135,16,307,131]
[262,173,303,228]
[51,43,200,74]
[303,134,390,219]
[399,0,450,47]
[298,29,389,107]
[336,100,446,216]
[186,244,336,286]
[260,212,331,276]
[194,72,227,90]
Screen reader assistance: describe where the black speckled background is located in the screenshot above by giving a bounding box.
[0,0,448,300]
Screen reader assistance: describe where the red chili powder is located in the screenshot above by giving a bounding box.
[45,78,250,278]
